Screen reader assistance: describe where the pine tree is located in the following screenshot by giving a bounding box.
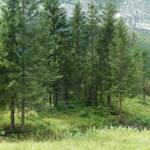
[59,25,73,107]
[41,0,67,107]
[17,0,39,129]
[86,2,99,105]
[0,0,20,131]
[96,1,116,106]
[71,1,87,101]
[128,34,143,98]
[141,50,150,103]
[109,19,130,114]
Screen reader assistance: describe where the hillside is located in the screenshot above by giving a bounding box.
[0,98,150,149]
[0,98,150,141]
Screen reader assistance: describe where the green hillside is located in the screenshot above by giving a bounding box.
[0,98,150,149]
[0,98,150,141]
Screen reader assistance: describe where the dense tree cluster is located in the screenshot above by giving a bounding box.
[0,0,149,131]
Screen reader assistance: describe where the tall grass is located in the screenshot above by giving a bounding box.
[0,127,150,150]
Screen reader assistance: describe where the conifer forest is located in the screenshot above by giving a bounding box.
[0,0,150,149]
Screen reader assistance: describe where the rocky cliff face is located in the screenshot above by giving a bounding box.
[119,0,150,31]
[60,0,150,31]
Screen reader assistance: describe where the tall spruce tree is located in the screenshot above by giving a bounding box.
[0,0,20,131]
[41,0,67,107]
[17,0,39,129]
[86,2,99,105]
[71,1,87,101]
[141,50,150,103]
[109,19,130,114]
[59,26,73,107]
[128,34,143,98]
[96,1,116,106]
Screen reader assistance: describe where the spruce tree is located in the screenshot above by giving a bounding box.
[128,34,143,98]
[41,0,67,107]
[0,0,20,131]
[59,26,73,107]
[71,1,87,101]
[141,50,150,103]
[96,1,116,106]
[109,19,130,114]
[86,2,99,105]
[17,0,39,129]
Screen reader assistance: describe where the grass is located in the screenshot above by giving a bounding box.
[123,98,150,128]
[0,127,150,150]
[0,97,150,150]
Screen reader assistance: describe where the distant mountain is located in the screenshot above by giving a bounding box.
[60,0,150,32]
[119,0,150,31]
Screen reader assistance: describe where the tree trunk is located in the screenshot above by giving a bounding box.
[21,62,25,129]
[107,93,112,107]
[119,97,122,115]
[84,81,87,104]
[10,97,15,132]
[20,0,26,130]
[86,87,92,106]
[100,91,104,105]
[49,91,52,107]
[21,98,25,129]
[64,84,69,108]
[76,18,81,101]
[93,85,98,106]
[76,84,81,101]
[53,84,59,107]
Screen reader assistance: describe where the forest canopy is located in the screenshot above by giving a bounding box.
[0,0,150,134]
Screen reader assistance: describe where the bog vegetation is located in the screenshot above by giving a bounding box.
[0,0,150,148]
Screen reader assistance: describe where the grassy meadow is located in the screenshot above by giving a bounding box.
[0,98,150,149]
[0,128,150,150]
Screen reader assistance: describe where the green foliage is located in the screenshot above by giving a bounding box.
[109,19,130,111]
[70,1,88,101]
[0,98,150,141]
[96,1,117,105]
[0,0,150,144]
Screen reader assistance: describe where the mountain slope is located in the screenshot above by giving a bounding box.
[119,0,150,31]
[60,0,150,32]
